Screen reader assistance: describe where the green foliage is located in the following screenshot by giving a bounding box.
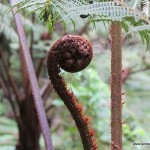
[6,0,150,49]
[0,90,5,116]
[123,17,150,50]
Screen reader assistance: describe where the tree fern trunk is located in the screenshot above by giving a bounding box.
[17,96,40,150]
[110,21,122,150]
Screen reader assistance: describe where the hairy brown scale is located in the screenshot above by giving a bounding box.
[47,35,98,150]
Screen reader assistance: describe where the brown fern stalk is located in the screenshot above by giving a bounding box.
[110,21,122,150]
[10,0,54,149]
[47,35,98,150]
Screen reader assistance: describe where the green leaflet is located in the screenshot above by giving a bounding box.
[6,0,150,49]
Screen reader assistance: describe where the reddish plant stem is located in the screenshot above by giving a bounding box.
[47,63,97,150]
[110,21,122,150]
[10,1,54,149]
[36,58,44,78]
[40,82,52,105]
[19,47,28,90]
[40,82,51,98]
[26,57,44,104]
[30,13,35,57]
[25,14,36,101]
[25,13,36,98]
[47,35,98,150]
[18,96,41,150]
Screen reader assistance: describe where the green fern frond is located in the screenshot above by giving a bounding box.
[139,30,150,50]
[127,24,150,34]
[6,0,150,49]
[120,21,129,32]
[123,16,150,50]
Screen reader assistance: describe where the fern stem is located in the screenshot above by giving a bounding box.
[10,0,54,149]
[47,35,98,150]
[110,21,122,150]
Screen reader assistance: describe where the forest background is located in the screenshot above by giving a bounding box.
[0,0,150,150]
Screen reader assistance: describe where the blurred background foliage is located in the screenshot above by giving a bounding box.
[0,1,150,150]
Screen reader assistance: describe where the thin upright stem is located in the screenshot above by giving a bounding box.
[110,21,122,150]
[30,13,35,57]
[47,35,98,150]
[10,0,54,149]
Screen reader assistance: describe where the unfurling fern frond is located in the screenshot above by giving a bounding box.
[7,0,150,49]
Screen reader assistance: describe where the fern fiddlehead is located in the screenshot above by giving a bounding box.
[47,35,98,150]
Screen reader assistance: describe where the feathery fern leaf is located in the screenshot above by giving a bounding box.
[127,24,150,34]
[5,0,150,49]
